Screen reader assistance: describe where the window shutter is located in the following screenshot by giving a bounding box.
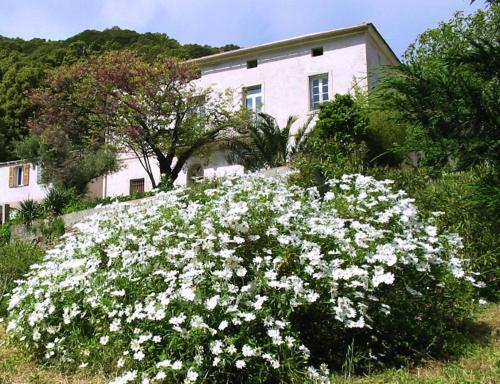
[8,166,14,188]
[22,164,30,186]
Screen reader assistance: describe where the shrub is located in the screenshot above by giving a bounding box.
[368,165,498,300]
[43,187,79,217]
[6,174,478,383]
[292,95,370,189]
[0,222,11,244]
[38,217,66,242]
[0,242,43,316]
[15,199,43,229]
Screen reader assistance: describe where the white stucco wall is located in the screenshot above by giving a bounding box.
[197,32,369,132]
[0,163,47,207]
[103,155,160,198]
[101,150,244,196]
[365,33,398,90]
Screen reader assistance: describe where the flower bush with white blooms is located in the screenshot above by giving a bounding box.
[6,174,479,383]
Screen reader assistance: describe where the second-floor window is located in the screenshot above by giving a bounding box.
[310,74,329,110]
[245,85,263,113]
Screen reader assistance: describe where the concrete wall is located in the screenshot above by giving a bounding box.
[197,32,369,131]
[0,162,48,207]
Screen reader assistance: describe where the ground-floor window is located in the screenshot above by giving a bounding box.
[129,178,145,194]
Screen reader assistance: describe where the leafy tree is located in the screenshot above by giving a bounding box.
[226,113,312,171]
[376,5,499,170]
[0,27,238,162]
[26,51,245,189]
[17,60,120,194]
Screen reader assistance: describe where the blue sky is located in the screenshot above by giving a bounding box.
[0,0,485,58]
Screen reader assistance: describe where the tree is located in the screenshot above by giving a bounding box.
[0,28,239,162]
[19,60,120,193]
[376,5,499,169]
[226,113,312,171]
[27,51,245,189]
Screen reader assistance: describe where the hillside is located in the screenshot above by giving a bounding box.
[0,27,239,162]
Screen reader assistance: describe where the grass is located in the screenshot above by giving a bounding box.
[0,326,106,384]
[0,305,498,383]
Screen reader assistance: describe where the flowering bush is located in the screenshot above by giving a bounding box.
[6,174,478,383]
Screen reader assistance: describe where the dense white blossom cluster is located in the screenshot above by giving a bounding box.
[6,174,475,383]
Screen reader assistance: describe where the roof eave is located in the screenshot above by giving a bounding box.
[188,23,373,67]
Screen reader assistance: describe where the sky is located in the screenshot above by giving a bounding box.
[0,0,486,58]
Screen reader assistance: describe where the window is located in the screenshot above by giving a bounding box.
[9,164,29,188]
[310,74,329,110]
[187,164,204,186]
[14,166,23,187]
[244,85,263,113]
[129,178,145,194]
[311,47,323,57]
[246,59,258,69]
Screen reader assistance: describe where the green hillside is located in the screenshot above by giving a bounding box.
[0,27,238,162]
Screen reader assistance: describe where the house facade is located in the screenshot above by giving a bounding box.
[0,23,398,215]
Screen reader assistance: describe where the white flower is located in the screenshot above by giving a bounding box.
[210,340,224,355]
[133,350,145,361]
[186,369,198,382]
[99,335,109,345]
[242,345,256,357]
[218,320,228,330]
[180,286,196,301]
[110,318,121,332]
[172,360,183,370]
[155,371,166,380]
[206,295,220,310]
[235,360,246,369]
[169,313,187,326]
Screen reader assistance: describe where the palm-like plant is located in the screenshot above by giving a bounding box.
[15,199,43,229]
[227,113,313,171]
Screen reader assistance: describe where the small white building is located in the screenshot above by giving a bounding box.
[0,23,398,213]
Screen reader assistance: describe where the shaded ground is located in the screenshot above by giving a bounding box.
[333,304,499,384]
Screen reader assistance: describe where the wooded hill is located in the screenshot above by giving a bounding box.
[0,27,238,162]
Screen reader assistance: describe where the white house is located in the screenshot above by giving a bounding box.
[0,23,398,215]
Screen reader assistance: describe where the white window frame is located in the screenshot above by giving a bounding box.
[309,74,329,110]
[14,166,23,187]
[244,85,263,113]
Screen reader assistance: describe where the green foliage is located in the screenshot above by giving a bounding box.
[315,94,368,144]
[38,217,65,242]
[0,28,238,162]
[62,190,155,215]
[0,222,11,244]
[42,187,79,217]
[227,113,312,171]
[15,200,43,229]
[293,94,370,188]
[0,242,43,316]
[368,165,499,300]
[376,5,500,170]
[363,110,407,166]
